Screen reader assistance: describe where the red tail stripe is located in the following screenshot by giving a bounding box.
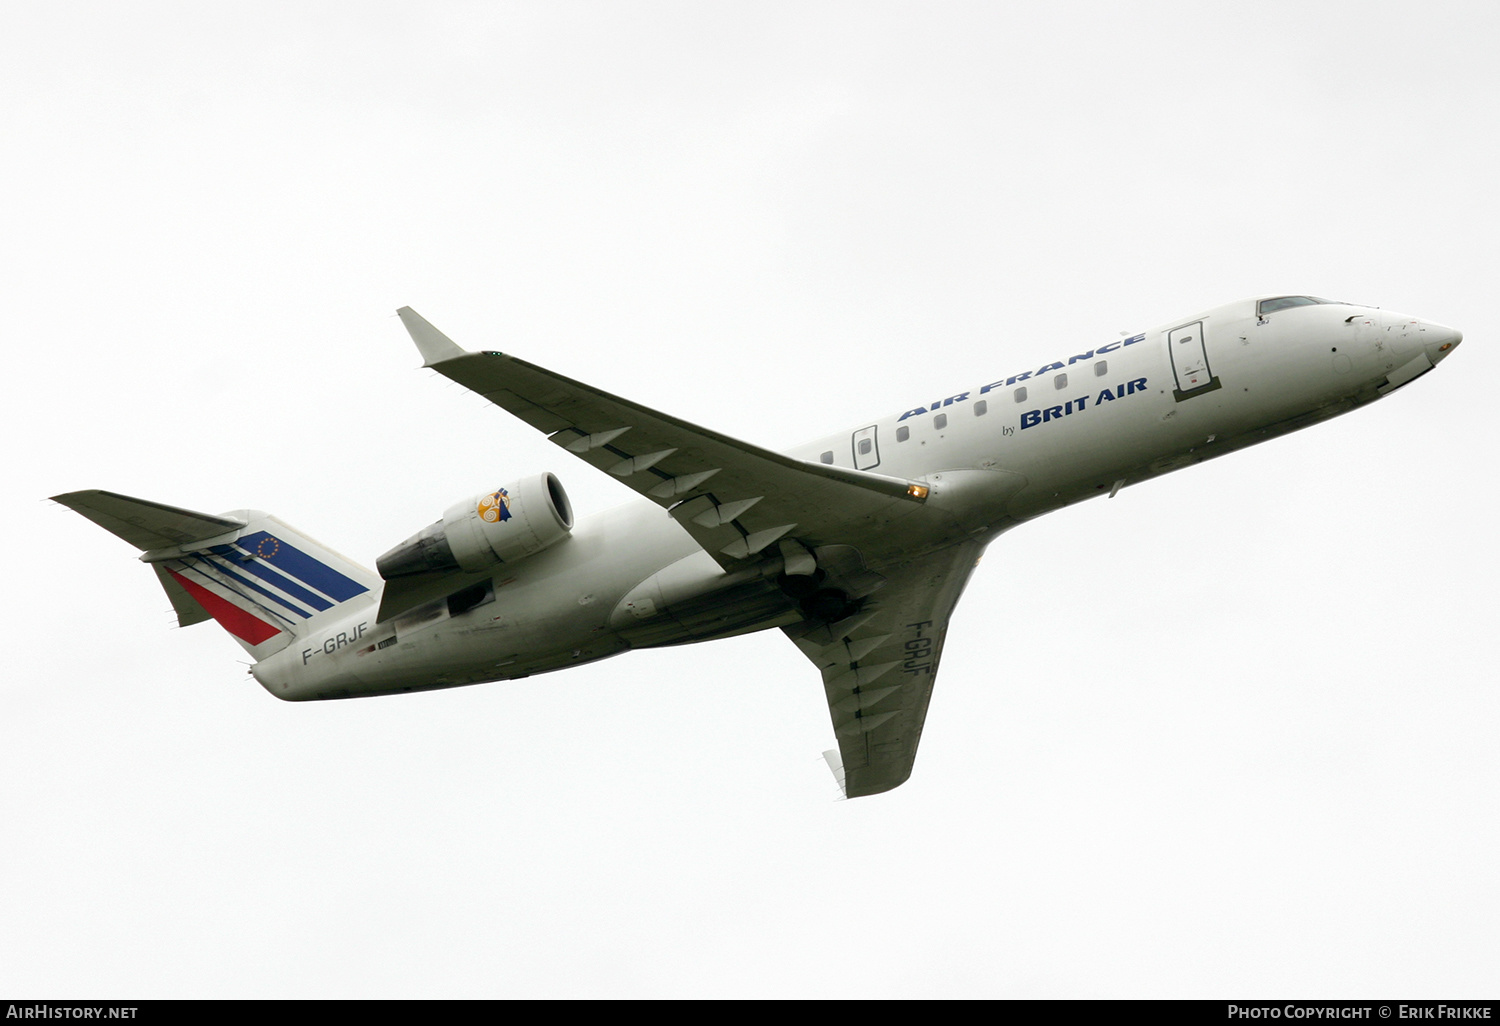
[167,569,282,645]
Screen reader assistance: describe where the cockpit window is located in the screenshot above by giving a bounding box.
[1258,296,1334,316]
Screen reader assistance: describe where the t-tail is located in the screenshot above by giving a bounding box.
[53,489,379,659]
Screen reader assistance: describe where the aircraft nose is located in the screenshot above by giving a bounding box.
[1423,321,1463,364]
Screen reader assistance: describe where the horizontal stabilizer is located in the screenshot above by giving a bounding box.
[50,490,245,551]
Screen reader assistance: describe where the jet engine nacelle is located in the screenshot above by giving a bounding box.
[376,472,574,579]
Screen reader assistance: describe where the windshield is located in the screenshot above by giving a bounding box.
[1258,296,1335,316]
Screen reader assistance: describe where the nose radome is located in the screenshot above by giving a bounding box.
[1423,321,1463,364]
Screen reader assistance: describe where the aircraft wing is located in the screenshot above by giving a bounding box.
[399,308,973,798]
[785,540,984,798]
[398,308,929,570]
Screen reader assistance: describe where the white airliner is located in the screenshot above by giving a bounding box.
[54,296,1462,797]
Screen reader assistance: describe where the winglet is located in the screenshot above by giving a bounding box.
[397,307,468,366]
[822,749,847,799]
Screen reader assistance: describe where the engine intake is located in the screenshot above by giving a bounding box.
[376,472,574,579]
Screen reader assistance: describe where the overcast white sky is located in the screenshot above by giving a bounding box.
[3,0,1496,999]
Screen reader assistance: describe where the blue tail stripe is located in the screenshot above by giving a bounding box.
[190,555,315,620]
[232,532,369,602]
[207,544,335,612]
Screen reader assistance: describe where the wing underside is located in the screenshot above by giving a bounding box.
[786,541,983,798]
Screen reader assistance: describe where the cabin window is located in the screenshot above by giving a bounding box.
[1013,386,1027,403]
[1054,372,1068,389]
[820,451,833,464]
[896,426,910,442]
[973,399,987,416]
[1094,360,1108,377]
[857,438,873,456]
[933,413,948,430]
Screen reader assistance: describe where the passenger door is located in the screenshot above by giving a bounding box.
[1168,321,1222,401]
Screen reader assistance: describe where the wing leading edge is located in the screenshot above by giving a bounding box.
[396,307,930,572]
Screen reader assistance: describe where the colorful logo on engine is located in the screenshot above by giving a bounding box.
[478,488,512,524]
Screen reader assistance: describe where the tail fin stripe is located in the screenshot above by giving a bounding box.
[178,558,304,629]
[166,569,282,646]
[183,555,313,622]
[206,544,335,612]
[231,531,370,602]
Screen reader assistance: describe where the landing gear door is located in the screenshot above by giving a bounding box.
[1169,321,1222,402]
[852,425,880,470]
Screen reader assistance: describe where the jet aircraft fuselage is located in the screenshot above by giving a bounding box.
[250,296,1459,699]
[55,294,1462,797]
